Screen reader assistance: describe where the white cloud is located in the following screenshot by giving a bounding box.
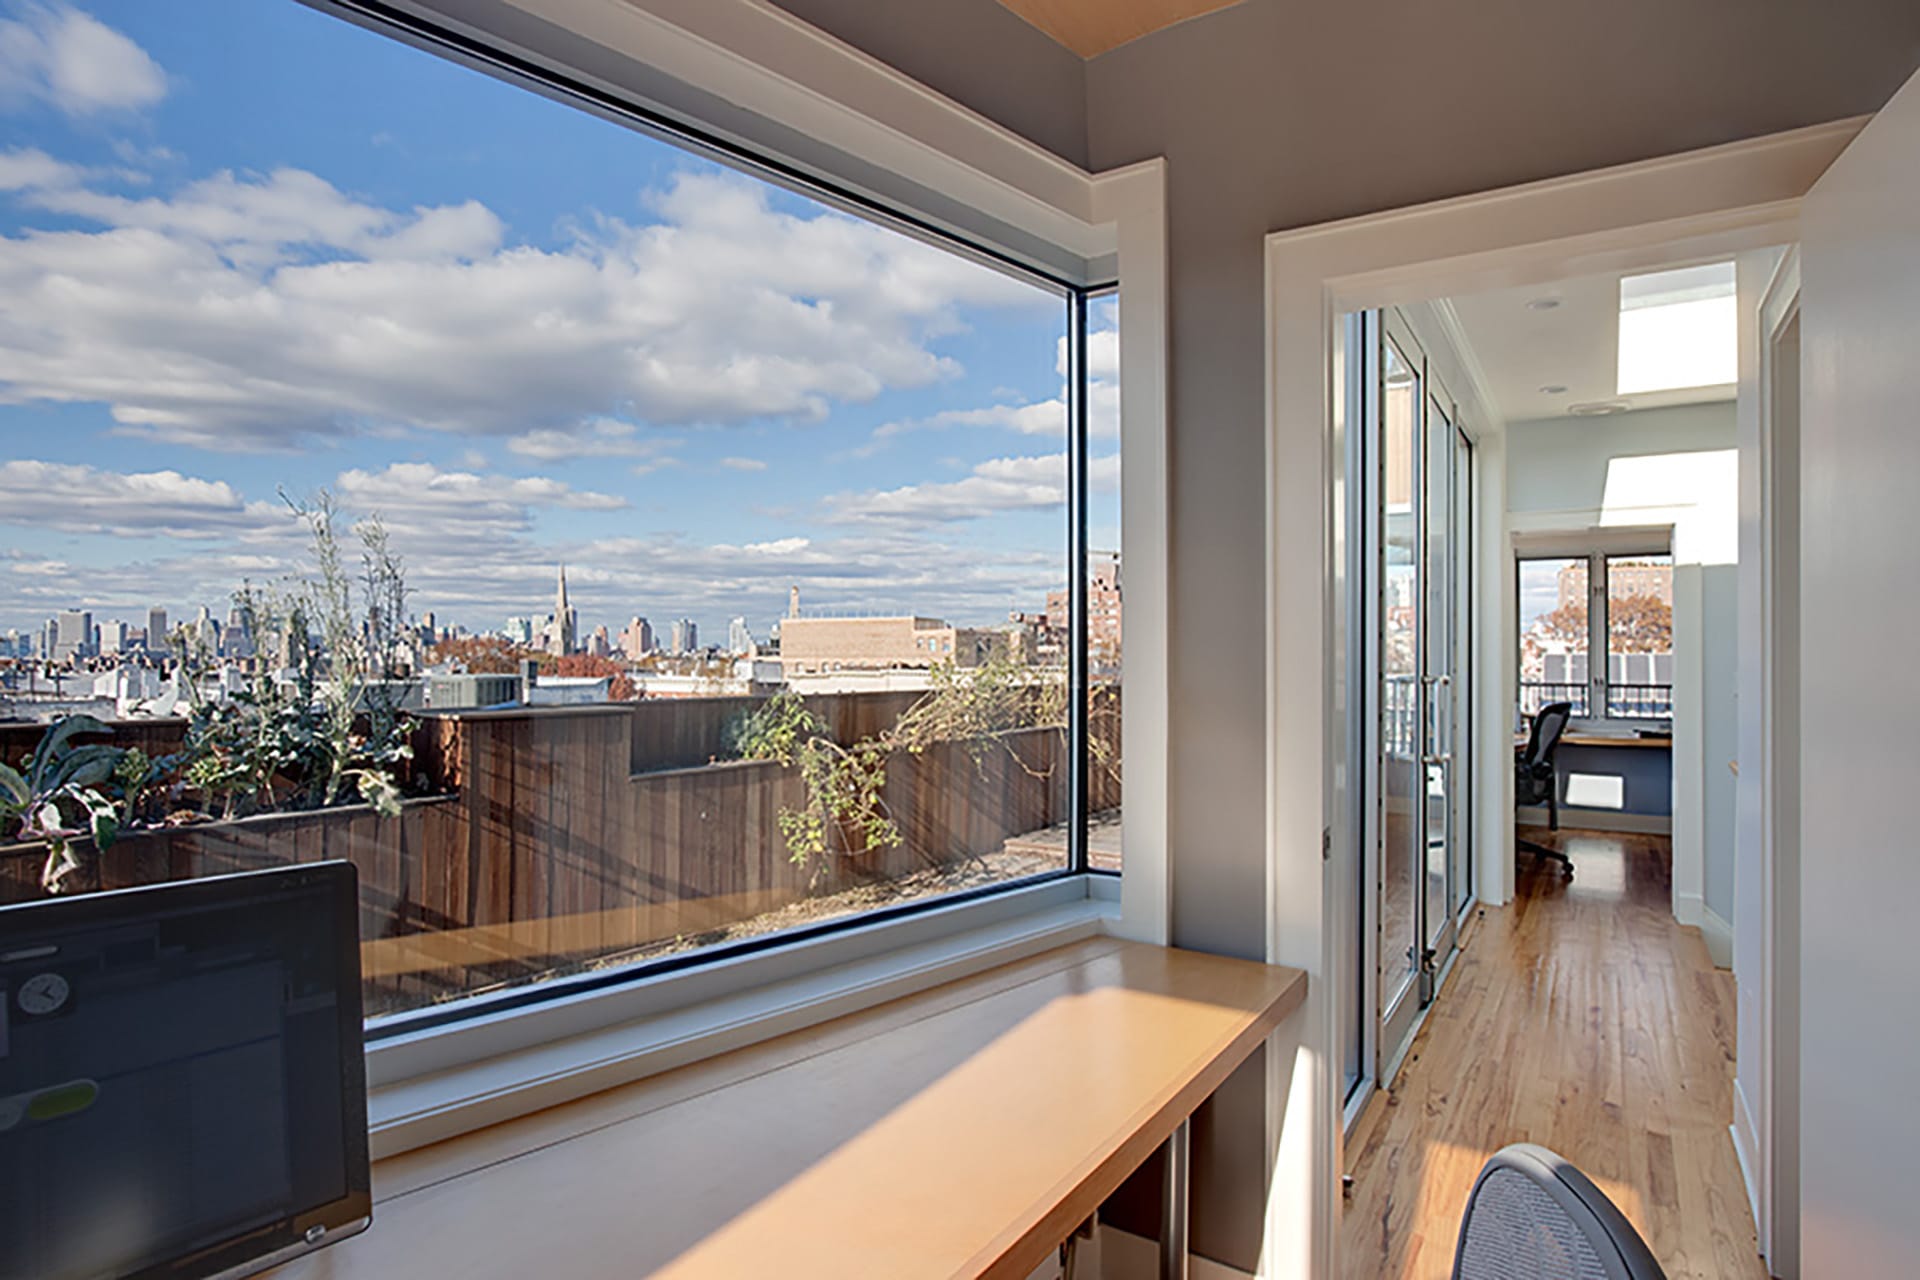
[824,452,1118,528]
[0,469,1070,637]
[507,419,677,462]
[718,455,767,472]
[0,4,167,115]
[0,145,78,191]
[332,462,626,544]
[858,319,1118,456]
[0,458,277,537]
[0,165,1050,452]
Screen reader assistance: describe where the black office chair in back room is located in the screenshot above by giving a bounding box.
[1453,1144,1668,1280]
[1516,701,1574,879]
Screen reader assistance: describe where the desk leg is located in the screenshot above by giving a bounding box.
[1160,1118,1190,1280]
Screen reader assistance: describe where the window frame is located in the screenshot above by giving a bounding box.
[229,0,1166,1150]
[1514,539,1674,732]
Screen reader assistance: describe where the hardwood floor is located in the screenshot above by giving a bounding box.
[1340,829,1766,1280]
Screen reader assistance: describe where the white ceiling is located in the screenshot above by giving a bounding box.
[1445,267,1737,425]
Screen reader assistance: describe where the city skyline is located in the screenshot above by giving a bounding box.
[0,1,1120,640]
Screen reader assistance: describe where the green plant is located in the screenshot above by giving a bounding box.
[732,691,900,881]
[172,495,414,821]
[0,715,129,894]
[731,654,1078,881]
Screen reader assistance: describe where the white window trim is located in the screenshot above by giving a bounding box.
[369,875,1119,1159]
[289,0,1171,1150]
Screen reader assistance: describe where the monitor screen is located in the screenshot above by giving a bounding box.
[0,863,371,1280]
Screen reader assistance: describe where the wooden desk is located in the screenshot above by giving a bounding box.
[274,938,1305,1280]
[1515,731,1671,749]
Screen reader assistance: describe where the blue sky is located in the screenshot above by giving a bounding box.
[0,0,1119,642]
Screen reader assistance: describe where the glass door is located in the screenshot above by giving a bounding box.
[1452,425,1476,921]
[1367,311,1475,1075]
[1419,392,1458,1000]
[1376,321,1424,1057]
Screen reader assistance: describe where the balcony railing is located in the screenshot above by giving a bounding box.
[1519,680,1589,719]
[1519,680,1672,722]
[1606,683,1673,720]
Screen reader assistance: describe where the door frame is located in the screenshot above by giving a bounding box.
[1261,117,1862,1277]
[1735,245,1802,1274]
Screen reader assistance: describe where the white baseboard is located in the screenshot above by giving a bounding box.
[1097,1225,1256,1280]
[1731,1079,1763,1251]
[1674,892,1734,968]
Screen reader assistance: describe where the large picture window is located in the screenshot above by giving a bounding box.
[1516,550,1672,726]
[0,1,1117,1026]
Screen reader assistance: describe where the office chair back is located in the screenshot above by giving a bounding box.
[1521,702,1573,773]
[1452,1144,1667,1280]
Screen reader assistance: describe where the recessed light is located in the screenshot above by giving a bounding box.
[1568,400,1631,417]
[1539,384,1568,395]
[1525,297,1562,312]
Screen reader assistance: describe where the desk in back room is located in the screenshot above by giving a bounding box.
[1516,732,1673,833]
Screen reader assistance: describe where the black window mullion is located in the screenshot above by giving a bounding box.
[1067,290,1091,874]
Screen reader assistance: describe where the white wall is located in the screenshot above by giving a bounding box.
[1504,402,1740,941]
[1797,68,1920,1279]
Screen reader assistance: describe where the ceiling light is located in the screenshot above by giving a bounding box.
[1525,298,1561,312]
[1617,262,1737,394]
[1569,400,1631,417]
[1539,384,1568,395]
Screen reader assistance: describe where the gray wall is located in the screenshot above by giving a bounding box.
[765,0,1088,168]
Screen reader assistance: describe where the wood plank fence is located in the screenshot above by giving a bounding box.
[0,691,1119,1018]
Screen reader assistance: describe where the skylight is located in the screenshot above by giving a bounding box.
[1616,262,1737,395]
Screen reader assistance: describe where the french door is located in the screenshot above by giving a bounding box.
[1367,310,1473,1074]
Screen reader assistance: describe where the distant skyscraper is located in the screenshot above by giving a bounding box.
[147,606,169,654]
[789,585,801,618]
[619,616,653,657]
[54,610,93,662]
[101,619,129,655]
[670,618,698,654]
[503,615,535,646]
[589,624,611,658]
[40,618,57,660]
[728,616,753,654]
[550,564,577,656]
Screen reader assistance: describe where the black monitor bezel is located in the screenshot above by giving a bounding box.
[0,861,373,1279]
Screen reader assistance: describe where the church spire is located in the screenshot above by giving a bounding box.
[550,563,576,656]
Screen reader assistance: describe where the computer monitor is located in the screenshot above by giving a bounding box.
[0,863,372,1279]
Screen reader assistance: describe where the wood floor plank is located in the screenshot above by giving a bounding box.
[1340,829,1768,1280]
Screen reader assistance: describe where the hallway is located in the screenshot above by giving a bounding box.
[1340,830,1765,1280]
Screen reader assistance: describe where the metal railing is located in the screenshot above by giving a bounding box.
[1518,680,1672,721]
[1518,681,1589,719]
[1606,683,1673,720]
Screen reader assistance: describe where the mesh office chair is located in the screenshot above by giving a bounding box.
[1516,701,1574,879]
[1453,1144,1667,1280]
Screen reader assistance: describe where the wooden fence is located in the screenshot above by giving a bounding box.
[0,691,1119,1017]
